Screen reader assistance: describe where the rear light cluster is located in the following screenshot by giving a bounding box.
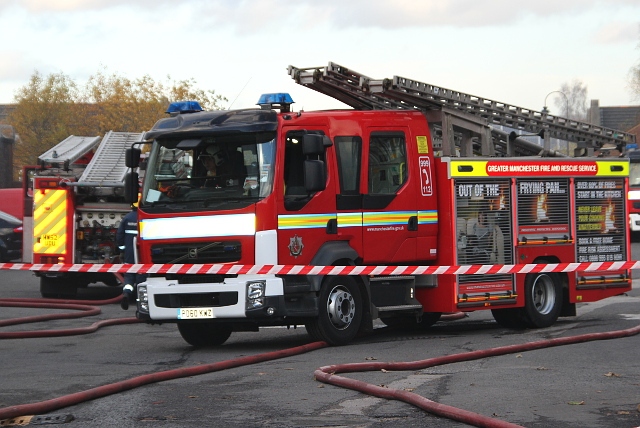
[38,180,61,189]
[40,256,64,264]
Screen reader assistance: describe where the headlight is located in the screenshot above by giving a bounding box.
[247,281,265,299]
[137,285,148,312]
[246,280,266,309]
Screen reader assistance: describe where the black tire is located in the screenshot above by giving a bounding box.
[491,308,528,329]
[305,276,363,346]
[0,245,8,262]
[521,272,562,328]
[102,274,121,287]
[177,322,232,347]
[381,312,442,330]
[40,276,78,299]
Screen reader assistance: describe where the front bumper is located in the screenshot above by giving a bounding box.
[137,275,286,321]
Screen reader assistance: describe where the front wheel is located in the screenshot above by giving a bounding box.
[177,322,232,347]
[306,276,363,346]
[491,308,527,329]
[381,312,442,331]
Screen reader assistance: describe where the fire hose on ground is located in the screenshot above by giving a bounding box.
[0,295,140,339]
[0,293,638,427]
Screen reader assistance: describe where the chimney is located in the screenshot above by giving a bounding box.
[589,99,601,125]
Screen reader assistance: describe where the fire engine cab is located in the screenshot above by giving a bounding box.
[126,63,635,346]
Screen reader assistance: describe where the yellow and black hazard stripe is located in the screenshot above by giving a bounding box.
[32,189,68,255]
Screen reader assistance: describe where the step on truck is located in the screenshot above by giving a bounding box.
[126,62,635,346]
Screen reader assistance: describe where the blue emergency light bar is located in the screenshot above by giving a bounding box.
[166,101,203,114]
[257,93,294,112]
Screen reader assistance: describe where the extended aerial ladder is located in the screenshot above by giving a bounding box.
[288,62,636,158]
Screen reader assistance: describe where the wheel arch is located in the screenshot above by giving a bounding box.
[307,241,360,292]
[307,241,373,336]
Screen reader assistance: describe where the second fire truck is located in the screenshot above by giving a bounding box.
[28,131,144,297]
[126,62,635,346]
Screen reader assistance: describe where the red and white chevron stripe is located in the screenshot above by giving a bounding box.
[0,261,637,275]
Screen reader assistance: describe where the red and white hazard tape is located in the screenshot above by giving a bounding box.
[0,261,638,275]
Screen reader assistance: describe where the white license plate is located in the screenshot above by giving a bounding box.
[178,308,214,319]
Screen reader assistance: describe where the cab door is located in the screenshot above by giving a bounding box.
[277,128,339,265]
[361,129,419,264]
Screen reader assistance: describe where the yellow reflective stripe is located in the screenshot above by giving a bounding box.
[449,161,489,177]
[418,210,438,224]
[337,212,362,228]
[279,211,439,229]
[278,214,336,229]
[363,211,413,226]
[594,160,628,176]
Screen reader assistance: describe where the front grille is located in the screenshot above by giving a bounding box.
[165,273,237,284]
[155,292,239,308]
[150,241,241,264]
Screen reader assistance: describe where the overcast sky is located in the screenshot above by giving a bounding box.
[1,0,639,116]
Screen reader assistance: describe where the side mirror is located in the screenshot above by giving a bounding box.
[304,160,326,192]
[124,172,139,204]
[126,147,141,168]
[302,134,332,156]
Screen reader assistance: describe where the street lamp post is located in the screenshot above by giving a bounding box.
[541,91,570,155]
[542,90,569,119]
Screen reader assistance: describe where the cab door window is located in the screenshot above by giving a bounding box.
[368,132,407,195]
[283,130,326,211]
[335,136,362,210]
[363,131,408,210]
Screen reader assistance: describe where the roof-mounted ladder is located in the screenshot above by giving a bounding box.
[289,62,635,157]
[38,135,101,168]
[78,131,143,187]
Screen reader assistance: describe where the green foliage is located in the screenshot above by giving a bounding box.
[8,69,228,172]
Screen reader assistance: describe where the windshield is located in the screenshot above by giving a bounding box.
[630,161,640,187]
[141,137,276,211]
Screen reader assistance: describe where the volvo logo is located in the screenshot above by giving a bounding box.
[188,248,198,258]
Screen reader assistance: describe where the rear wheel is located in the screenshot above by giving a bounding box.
[40,276,78,299]
[492,272,562,329]
[306,276,363,346]
[521,272,562,328]
[177,322,232,347]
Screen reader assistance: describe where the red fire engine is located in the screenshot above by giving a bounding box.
[28,132,144,297]
[126,63,635,346]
